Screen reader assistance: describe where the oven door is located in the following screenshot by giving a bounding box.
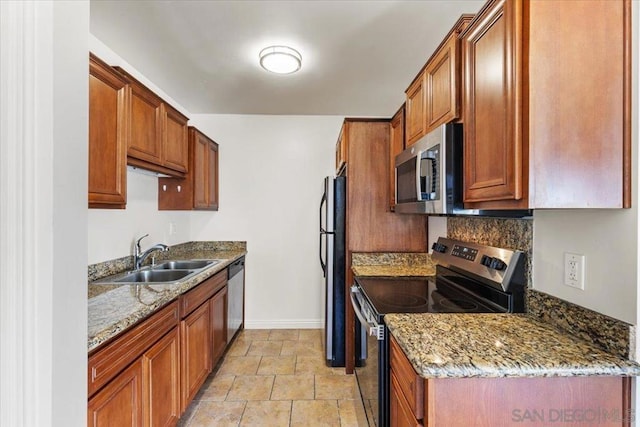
[350,285,387,427]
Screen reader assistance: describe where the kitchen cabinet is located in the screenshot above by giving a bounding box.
[405,15,472,147]
[404,74,426,147]
[211,284,228,365]
[462,0,631,209]
[142,327,181,427]
[389,105,405,211]
[88,53,130,209]
[115,67,189,178]
[335,125,347,175]
[88,301,180,427]
[88,359,143,427]
[158,127,219,211]
[179,269,227,409]
[390,336,423,427]
[342,119,428,373]
[390,337,631,427]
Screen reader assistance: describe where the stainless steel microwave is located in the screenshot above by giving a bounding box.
[395,123,463,214]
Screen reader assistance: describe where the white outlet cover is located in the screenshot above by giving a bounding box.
[563,252,585,290]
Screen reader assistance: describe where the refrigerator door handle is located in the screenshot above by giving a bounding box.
[319,191,328,276]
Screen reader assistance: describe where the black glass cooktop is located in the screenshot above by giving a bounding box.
[355,266,515,317]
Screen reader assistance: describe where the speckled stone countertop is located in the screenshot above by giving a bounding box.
[385,313,640,379]
[351,252,435,277]
[88,242,246,353]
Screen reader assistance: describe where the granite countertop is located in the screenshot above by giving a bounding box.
[385,313,640,379]
[88,243,246,353]
[351,252,435,277]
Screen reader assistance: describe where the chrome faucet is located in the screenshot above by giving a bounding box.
[134,234,169,270]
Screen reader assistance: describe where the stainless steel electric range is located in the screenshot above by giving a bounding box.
[350,237,527,427]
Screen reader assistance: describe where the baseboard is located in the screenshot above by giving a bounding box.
[244,319,324,329]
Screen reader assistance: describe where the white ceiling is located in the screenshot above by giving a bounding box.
[90,0,484,117]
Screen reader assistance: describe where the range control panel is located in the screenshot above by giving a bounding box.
[431,237,525,292]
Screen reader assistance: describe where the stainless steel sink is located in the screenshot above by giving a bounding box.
[92,259,221,285]
[116,269,193,283]
[155,260,218,270]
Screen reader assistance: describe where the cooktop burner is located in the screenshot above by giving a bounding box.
[377,293,429,309]
[432,295,479,312]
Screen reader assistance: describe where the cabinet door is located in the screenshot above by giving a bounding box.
[425,35,457,132]
[88,54,129,209]
[389,106,405,210]
[211,286,228,366]
[142,327,180,427]
[462,0,524,204]
[405,74,426,146]
[181,302,212,409]
[207,141,219,210]
[192,132,209,209]
[128,81,163,165]
[88,360,143,427]
[163,104,189,173]
[390,372,422,427]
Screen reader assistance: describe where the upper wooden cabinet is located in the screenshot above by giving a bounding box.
[88,54,130,209]
[389,105,405,211]
[158,127,219,211]
[405,15,473,147]
[462,0,631,209]
[115,67,189,178]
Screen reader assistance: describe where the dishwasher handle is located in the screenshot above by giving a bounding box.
[350,286,384,341]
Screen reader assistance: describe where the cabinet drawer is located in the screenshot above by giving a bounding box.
[180,270,227,318]
[88,300,179,398]
[390,335,424,419]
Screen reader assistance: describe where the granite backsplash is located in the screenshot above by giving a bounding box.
[447,216,633,359]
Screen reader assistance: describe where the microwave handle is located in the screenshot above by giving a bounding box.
[415,154,424,201]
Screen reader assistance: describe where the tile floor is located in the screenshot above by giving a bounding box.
[177,329,364,427]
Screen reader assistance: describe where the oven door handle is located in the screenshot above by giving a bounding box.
[350,286,384,340]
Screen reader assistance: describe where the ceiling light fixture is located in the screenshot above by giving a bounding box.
[259,45,302,74]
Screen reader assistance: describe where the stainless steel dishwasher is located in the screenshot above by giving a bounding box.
[227,257,245,343]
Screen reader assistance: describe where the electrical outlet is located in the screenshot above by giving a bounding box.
[564,252,585,290]
[169,222,177,236]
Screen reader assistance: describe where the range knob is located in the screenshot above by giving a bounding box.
[431,242,447,253]
[489,258,506,271]
[480,255,492,267]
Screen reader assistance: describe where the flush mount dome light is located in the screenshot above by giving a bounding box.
[259,45,302,74]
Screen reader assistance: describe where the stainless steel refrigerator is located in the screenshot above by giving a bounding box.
[319,176,346,367]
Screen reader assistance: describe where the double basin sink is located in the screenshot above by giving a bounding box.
[93,259,220,285]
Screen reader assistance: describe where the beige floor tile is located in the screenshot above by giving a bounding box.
[226,339,250,356]
[226,375,275,401]
[240,400,292,426]
[291,400,340,427]
[271,374,315,400]
[338,399,360,427]
[236,329,271,341]
[216,356,262,376]
[298,329,322,342]
[269,329,300,341]
[281,339,323,356]
[295,355,344,376]
[187,401,246,427]
[256,355,296,375]
[315,375,356,400]
[197,374,235,401]
[247,340,284,356]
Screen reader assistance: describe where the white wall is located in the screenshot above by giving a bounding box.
[189,114,343,328]
[87,36,192,264]
[1,1,89,426]
[533,2,639,326]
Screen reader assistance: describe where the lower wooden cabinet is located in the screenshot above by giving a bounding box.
[211,285,228,366]
[143,327,181,427]
[88,359,144,427]
[181,301,212,409]
[390,372,422,427]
